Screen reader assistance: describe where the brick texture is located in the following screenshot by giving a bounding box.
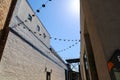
[0,0,12,30]
[0,32,66,80]
[0,0,67,80]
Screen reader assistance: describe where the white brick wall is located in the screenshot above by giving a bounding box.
[0,32,66,80]
[10,0,50,48]
[0,0,68,80]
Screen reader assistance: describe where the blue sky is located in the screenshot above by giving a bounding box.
[28,0,80,62]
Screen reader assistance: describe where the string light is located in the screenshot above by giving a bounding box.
[57,42,79,53]
[11,0,52,28]
[35,0,52,14]
[27,28,80,42]
[12,22,80,53]
[11,0,80,42]
[10,0,80,54]
[42,4,46,7]
[12,22,80,42]
[50,36,80,42]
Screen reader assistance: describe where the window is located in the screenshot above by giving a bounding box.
[28,14,32,21]
[46,72,51,80]
[36,25,40,32]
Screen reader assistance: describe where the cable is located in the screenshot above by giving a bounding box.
[10,0,80,54]
[11,0,80,42]
[57,41,79,53]
[12,21,80,42]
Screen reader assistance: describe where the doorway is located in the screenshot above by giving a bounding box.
[46,72,51,80]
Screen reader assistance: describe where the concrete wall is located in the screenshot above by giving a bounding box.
[80,2,86,80]
[85,0,120,61]
[80,0,120,80]
[0,0,67,80]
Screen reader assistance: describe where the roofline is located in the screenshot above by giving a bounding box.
[26,0,51,36]
[10,28,67,69]
[23,0,67,67]
[50,46,67,66]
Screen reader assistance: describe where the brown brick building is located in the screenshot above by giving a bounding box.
[80,0,120,80]
[0,0,12,29]
[0,0,17,61]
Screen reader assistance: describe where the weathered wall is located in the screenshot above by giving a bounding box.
[81,0,120,80]
[85,0,120,61]
[0,0,67,80]
[0,32,66,80]
[0,0,12,30]
[10,0,50,48]
[0,0,17,61]
[80,0,112,79]
[80,2,87,80]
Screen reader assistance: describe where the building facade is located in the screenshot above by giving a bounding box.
[0,0,13,30]
[0,0,68,80]
[0,0,17,60]
[80,0,120,80]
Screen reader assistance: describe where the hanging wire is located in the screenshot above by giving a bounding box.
[11,0,80,42]
[57,41,79,53]
[12,21,80,42]
[10,0,80,54]
[29,30,80,42]
[50,36,80,42]
[11,0,51,31]
[11,0,51,28]
[15,24,80,54]
[35,0,52,14]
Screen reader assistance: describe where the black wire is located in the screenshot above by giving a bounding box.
[57,41,79,53]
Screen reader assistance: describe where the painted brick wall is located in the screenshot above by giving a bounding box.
[10,0,50,48]
[0,32,66,80]
[0,0,67,80]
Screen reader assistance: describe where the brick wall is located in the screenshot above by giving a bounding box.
[0,0,67,80]
[0,32,66,80]
[0,0,12,30]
